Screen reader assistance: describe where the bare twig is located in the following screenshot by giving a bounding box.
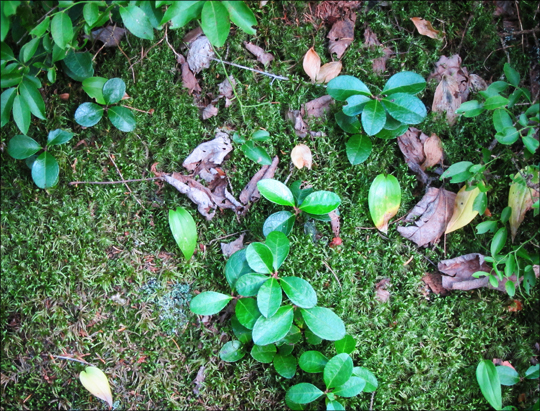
[164,25,183,61]
[497,27,540,37]
[323,261,342,290]
[210,58,289,81]
[208,230,249,245]
[121,104,154,114]
[70,177,162,186]
[483,44,515,70]
[118,45,136,83]
[515,0,525,52]
[108,154,145,209]
[370,391,376,411]
[51,355,94,366]
[457,14,474,56]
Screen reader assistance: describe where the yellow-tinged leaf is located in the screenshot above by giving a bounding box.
[303,47,321,82]
[315,61,342,84]
[368,174,401,234]
[291,144,312,169]
[445,186,480,234]
[508,167,539,242]
[79,366,113,407]
[410,17,443,39]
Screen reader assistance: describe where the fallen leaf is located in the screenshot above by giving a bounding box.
[327,14,356,58]
[218,76,236,99]
[303,47,321,83]
[375,278,391,303]
[79,367,113,407]
[397,187,456,247]
[244,42,274,66]
[59,93,69,101]
[469,74,488,93]
[363,27,393,75]
[202,104,218,120]
[291,144,312,170]
[316,61,342,83]
[183,27,203,43]
[492,359,516,370]
[445,185,480,234]
[432,74,461,125]
[238,155,279,207]
[368,174,401,234]
[90,26,126,47]
[183,130,233,177]
[410,17,443,39]
[193,365,206,395]
[397,128,444,185]
[286,109,309,138]
[329,237,342,247]
[187,36,215,74]
[177,54,201,95]
[220,234,245,257]
[508,166,539,242]
[303,95,334,118]
[421,273,450,295]
[507,300,523,312]
[329,210,340,238]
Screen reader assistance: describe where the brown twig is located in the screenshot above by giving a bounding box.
[117,44,136,83]
[164,25,183,61]
[208,231,249,245]
[323,261,342,290]
[483,44,516,70]
[121,105,153,114]
[69,177,162,186]
[457,14,474,56]
[515,0,525,52]
[108,154,145,209]
[51,355,94,366]
[497,27,540,37]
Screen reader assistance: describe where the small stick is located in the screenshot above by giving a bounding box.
[165,25,183,61]
[108,154,145,209]
[456,14,474,56]
[497,27,540,37]
[70,177,162,186]
[210,58,289,81]
[514,0,525,52]
[323,261,342,290]
[370,391,376,411]
[208,230,249,245]
[51,355,94,366]
[121,104,153,114]
[118,45,136,83]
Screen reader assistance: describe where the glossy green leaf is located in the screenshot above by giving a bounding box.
[286,383,324,405]
[382,93,427,124]
[223,1,257,35]
[161,1,204,28]
[265,231,289,270]
[235,298,260,329]
[231,315,252,344]
[484,95,509,110]
[20,37,40,63]
[32,151,59,189]
[23,75,41,89]
[305,329,322,345]
[285,397,307,411]
[241,141,272,165]
[250,343,276,363]
[281,324,302,345]
[377,124,409,139]
[246,242,274,274]
[2,1,20,17]
[252,305,293,346]
[108,106,136,132]
[62,51,94,81]
[29,16,49,37]
[299,351,328,373]
[334,335,356,354]
[235,273,268,297]
[251,129,270,141]
[496,365,519,386]
[138,1,163,29]
[257,179,295,207]
[79,367,113,407]
[503,64,520,87]
[219,340,245,362]
[476,221,498,235]
[505,281,515,298]
[225,248,251,288]
[189,291,232,315]
[507,88,522,108]
[491,227,507,256]
[119,5,154,40]
[290,181,314,206]
[102,78,126,104]
[342,94,370,116]
[280,277,317,309]
[169,207,197,260]
[263,211,295,237]
[83,2,100,27]
[51,13,73,49]
[346,134,372,165]
[201,1,229,47]
[523,135,539,154]
[1,42,15,61]
[335,111,361,133]
[456,100,485,117]
[257,277,282,318]
[0,7,9,42]
[324,353,353,389]
[300,307,346,341]
[74,102,103,127]
[12,94,30,134]
[361,99,386,136]
[82,77,107,105]
[326,400,345,411]
[272,354,296,379]
[492,109,512,132]
[382,71,426,95]
[525,364,539,379]
[327,75,372,100]
[1,87,16,127]
[232,132,245,144]
[352,366,378,392]
[472,191,487,214]
[19,77,45,120]
[333,376,366,397]
[7,135,41,159]
[52,44,68,63]
[480,81,508,98]
[441,161,474,183]
[368,174,401,233]
[476,360,502,410]
[47,129,74,146]
[526,103,539,116]
[279,343,295,356]
[299,191,341,215]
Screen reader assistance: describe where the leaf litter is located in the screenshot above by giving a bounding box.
[244,42,274,66]
[327,13,357,59]
[410,17,444,40]
[363,27,393,75]
[220,234,245,257]
[287,95,334,137]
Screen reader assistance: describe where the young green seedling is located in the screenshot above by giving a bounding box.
[233,129,273,165]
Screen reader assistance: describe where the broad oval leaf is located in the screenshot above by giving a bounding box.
[225,248,251,288]
[19,37,40,63]
[108,106,136,132]
[1,87,17,127]
[250,343,276,363]
[368,174,401,233]
[305,329,322,345]
[491,227,507,257]
[281,325,302,345]
[342,94,371,116]
[496,365,520,386]
[51,13,73,49]
[492,109,512,133]
[352,366,378,392]
[476,360,502,410]
[324,353,353,389]
[273,353,297,379]
[375,124,408,139]
[286,383,324,405]
[119,5,154,40]
[235,298,261,329]
[263,211,295,237]
[257,179,295,207]
[299,351,328,373]
[252,305,294,346]
[445,186,480,234]
[19,78,45,120]
[1,42,15,61]
[285,397,307,411]
[161,1,204,28]
[525,365,540,379]
[79,367,113,407]
[346,134,372,165]
[265,231,289,270]
[201,1,230,47]
[299,191,341,215]
[83,2,100,27]
[327,400,345,410]
[222,1,257,35]
[190,291,232,315]
[13,94,30,134]
[32,152,59,189]
[456,100,485,117]
[303,47,321,82]
[169,207,197,260]
[252,130,271,141]
[382,93,427,124]
[484,95,509,110]
[1,73,23,89]
[241,141,272,165]
[441,161,474,184]
[7,135,41,159]
[75,102,104,127]
[327,76,372,100]
[280,277,317,308]
[333,376,366,397]
[504,63,520,87]
[235,273,269,297]
[291,144,312,170]
[231,315,252,344]
[257,277,282,318]
[47,129,74,146]
[30,15,50,37]
[246,242,274,274]
[82,77,107,105]
[63,51,94,81]
[102,78,126,105]
[219,340,245,362]
[361,99,386,136]
[334,334,356,354]
[300,307,345,341]
[335,111,361,134]
[508,167,539,241]
[382,71,426,95]
[476,221,498,235]
[472,191,487,214]
[495,126,519,145]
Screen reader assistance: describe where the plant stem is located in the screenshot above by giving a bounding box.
[210,58,289,81]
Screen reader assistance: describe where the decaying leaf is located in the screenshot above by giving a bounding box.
[397,187,456,247]
[316,61,342,84]
[432,74,461,125]
[244,42,274,66]
[187,36,215,74]
[421,273,450,296]
[410,17,443,39]
[303,95,334,118]
[327,14,356,59]
[90,26,126,47]
[398,128,444,185]
[79,367,113,407]
[329,210,340,238]
[238,155,279,206]
[508,167,539,242]
[220,234,245,257]
[183,130,233,177]
[303,47,321,83]
[363,27,393,75]
[202,104,218,120]
[218,76,236,100]
[193,365,206,395]
[374,278,391,302]
[445,185,480,234]
[183,27,203,43]
[177,54,201,95]
[286,110,309,138]
[438,253,520,293]
[291,144,312,170]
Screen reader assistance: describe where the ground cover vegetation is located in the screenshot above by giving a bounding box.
[1,1,539,410]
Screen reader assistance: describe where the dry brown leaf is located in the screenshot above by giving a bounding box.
[397,128,444,185]
[422,133,444,169]
[286,109,309,138]
[375,278,391,303]
[90,26,126,47]
[183,130,233,176]
[410,17,443,39]
[329,210,340,238]
[244,42,274,66]
[202,104,218,120]
[238,156,279,210]
[363,27,392,75]
[291,144,312,170]
[193,365,206,395]
[59,93,70,101]
[316,61,342,83]
[397,187,456,247]
[220,234,245,257]
[327,15,356,58]
[218,76,236,100]
[187,36,215,74]
[432,74,461,126]
[421,273,450,296]
[303,95,334,118]
[469,74,488,93]
[183,27,203,43]
[303,47,321,82]
[177,54,201,95]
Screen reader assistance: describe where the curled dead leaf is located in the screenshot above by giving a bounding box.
[303,47,321,83]
[410,17,443,39]
[316,61,342,84]
[374,278,391,303]
[220,234,245,257]
[445,185,480,234]
[244,42,274,66]
[327,15,356,59]
[397,128,444,185]
[187,36,215,74]
[291,144,312,169]
[303,95,334,118]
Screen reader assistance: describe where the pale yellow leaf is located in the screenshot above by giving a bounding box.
[508,167,539,242]
[410,17,443,40]
[291,144,312,169]
[315,61,342,84]
[445,186,480,234]
[79,366,113,407]
[303,47,321,82]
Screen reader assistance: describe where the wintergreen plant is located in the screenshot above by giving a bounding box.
[7,128,74,188]
[233,129,273,165]
[327,72,427,165]
[75,77,135,132]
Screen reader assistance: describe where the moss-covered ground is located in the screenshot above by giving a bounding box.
[1,1,539,410]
